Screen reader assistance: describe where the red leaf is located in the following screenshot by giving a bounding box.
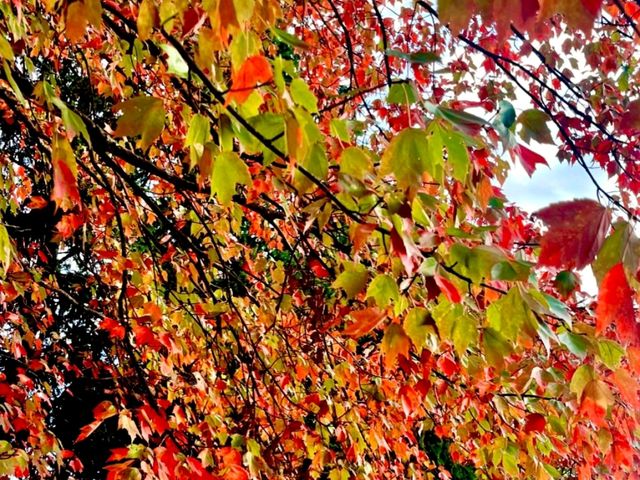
[390,227,422,275]
[226,55,273,105]
[56,212,85,239]
[51,135,81,211]
[26,195,49,209]
[523,413,546,433]
[535,199,611,270]
[434,275,462,303]
[132,324,162,350]
[620,99,640,134]
[514,143,548,177]
[309,258,330,278]
[93,400,117,421]
[342,308,386,338]
[138,404,169,435]
[98,317,126,340]
[596,263,638,344]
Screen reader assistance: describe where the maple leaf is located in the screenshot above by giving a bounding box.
[523,413,546,433]
[540,0,603,31]
[226,55,273,105]
[210,152,252,205]
[113,96,166,150]
[381,324,411,369]
[342,308,386,338]
[535,199,611,270]
[51,134,81,211]
[513,143,548,177]
[98,317,126,340]
[596,263,638,345]
[438,0,474,34]
[434,275,462,303]
[620,99,640,134]
[137,0,157,40]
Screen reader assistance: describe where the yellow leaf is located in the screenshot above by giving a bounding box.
[137,0,157,40]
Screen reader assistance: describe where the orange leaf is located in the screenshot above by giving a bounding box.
[381,324,411,369]
[579,379,615,426]
[596,263,638,345]
[226,55,272,105]
[65,2,88,42]
[342,308,386,338]
[612,368,640,408]
[93,400,117,421]
[535,199,610,270]
[26,196,49,209]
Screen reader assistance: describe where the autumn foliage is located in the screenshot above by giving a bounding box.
[2,0,640,479]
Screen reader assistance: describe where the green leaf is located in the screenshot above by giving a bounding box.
[0,223,13,275]
[482,327,512,369]
[387,82,418,104]
[186,113,211,168]
[161,44,189,78]
[487,288,536,344]
[517,109,554,144]
[59,103,91,146]
[236,113,284,154]
[403,308,436,352]
[330,119,350,142]
[597,339,625,369]
[2,60,25,105]
[333,263,368,299]
[339,147,372,180]
[113,96,165,150]
[450,244,506,284]
[436,106,487,127]
[386,49,440,64]
[591,223,628,286]
[290,78,318,113]
[558,330,588,359]
[490,261,530,281]
[442,128,469,182]
[541,293,572,324]
[186,113,210,145]
[210,152,251,205]
[432,301,477,356]
[570,365,594,399]
[271,27,310,49]
[294,143,328,193]
[452,314,477,357]
[380,128,431,189]
[0,35,14,61]
[498,100,516,129]
[554,270,578,296]
[366,274,400,308]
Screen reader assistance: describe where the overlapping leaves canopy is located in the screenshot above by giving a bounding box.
[1,0,640,479]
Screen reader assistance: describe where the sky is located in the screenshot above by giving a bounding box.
[502,150,615,294]
[502,153,614,213]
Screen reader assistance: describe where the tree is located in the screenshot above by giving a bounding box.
[0,0,639,478]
